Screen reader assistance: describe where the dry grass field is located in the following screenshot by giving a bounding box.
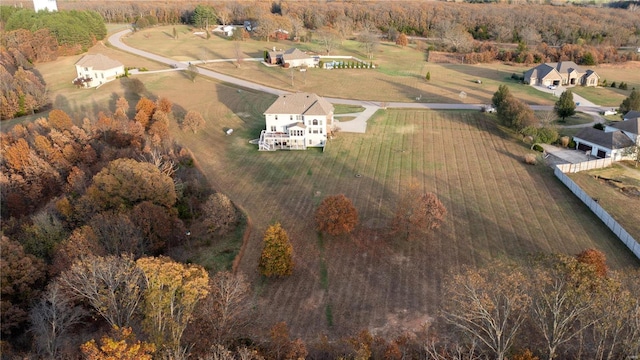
[168,90,640,340]
[17,37,640,341]
[122,26,561,105]
[121,25,640,109]
[568,163,640,241]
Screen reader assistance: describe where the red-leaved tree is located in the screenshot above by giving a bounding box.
[315,194,359,236]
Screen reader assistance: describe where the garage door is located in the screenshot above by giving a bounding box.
[577,143,592,152]
[597,149,607,158]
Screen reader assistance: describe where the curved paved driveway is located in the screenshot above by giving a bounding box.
[108,29,605,133]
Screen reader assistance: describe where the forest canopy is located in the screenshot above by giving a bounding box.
[3,8,106,51]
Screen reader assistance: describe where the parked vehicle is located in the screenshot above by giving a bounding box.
[547,84,557,90]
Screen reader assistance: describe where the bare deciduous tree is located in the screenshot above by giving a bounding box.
[528,255,603,360]
[316,27,339,55]
[443,263,530,360]
[392,187,446,239]
[202,193,239,235]
[58,254,144,328]
[182,110,206,133]
[30,281,87,358]
[357,30,379,60]
[187,272,253,351]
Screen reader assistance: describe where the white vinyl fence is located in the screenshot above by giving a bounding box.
[556,158,613,173]
[554,165,640,260]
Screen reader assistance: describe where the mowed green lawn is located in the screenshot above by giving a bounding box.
[171,96,640,339]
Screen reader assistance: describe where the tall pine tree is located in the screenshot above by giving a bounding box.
[259,223,294,277]
[619,89,640,115]
[555,90,576,122]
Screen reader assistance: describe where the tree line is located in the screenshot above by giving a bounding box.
[1,7,106,52]
[61,1,640,51]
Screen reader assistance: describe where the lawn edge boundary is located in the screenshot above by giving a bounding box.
[554,162,640,260]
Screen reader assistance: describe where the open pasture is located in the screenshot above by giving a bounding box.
[170,100,640,339]
[123,26,559,105]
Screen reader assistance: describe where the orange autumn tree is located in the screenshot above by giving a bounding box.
[392,187,446,239]
[81,326,155,360]
[315,194,359,236]
[576,248,608,278]
[259,223,294,277]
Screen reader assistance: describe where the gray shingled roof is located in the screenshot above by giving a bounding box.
[623,111,640,120]
[264,93,333,116]
[524,64,554,80]
[608,118,640,135]
[552,61,584,74]
[574,128,635,150]
[282,48,312,62]
[75,54,123,70]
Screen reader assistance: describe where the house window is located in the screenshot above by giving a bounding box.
[290,115,293,120]
[296,115,302,121]
[84,67,88,71]
[309,139,312,144]
[271,126,276,132]
[320,128,323,134]
[275,115,278,120]
[319,120,323,126]
[313,119,318,125]
[308,128,311,134]
[101,73,104,79]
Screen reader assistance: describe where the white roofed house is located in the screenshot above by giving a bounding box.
[259,93,334,151]
[74,54,125,88]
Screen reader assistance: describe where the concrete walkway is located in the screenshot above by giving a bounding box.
[108,29,609,134]
[539,143,592,164]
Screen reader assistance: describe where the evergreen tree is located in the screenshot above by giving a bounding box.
[426,71,431,81]
[259,223,294,277]
[619,89,640,114]
[555,90,576,122]
[492,84,511,109]
[191,4,216,29]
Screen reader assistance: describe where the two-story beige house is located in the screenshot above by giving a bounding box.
[74,54,124,88]
[259,93,333,151]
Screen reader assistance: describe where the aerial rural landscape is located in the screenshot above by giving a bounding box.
[1,0,640,359]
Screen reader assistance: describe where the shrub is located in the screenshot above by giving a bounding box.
[561,136,570,148]
[593,123,605,130]
[568,139,576,149]
[524,154,537,165]
[532,144,544,152]
[536,127,559,144]
[611,81,617,88]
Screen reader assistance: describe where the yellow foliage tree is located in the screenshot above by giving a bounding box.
[259,223,294,277]
[81,326,155,360]
[136,256,209,356]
